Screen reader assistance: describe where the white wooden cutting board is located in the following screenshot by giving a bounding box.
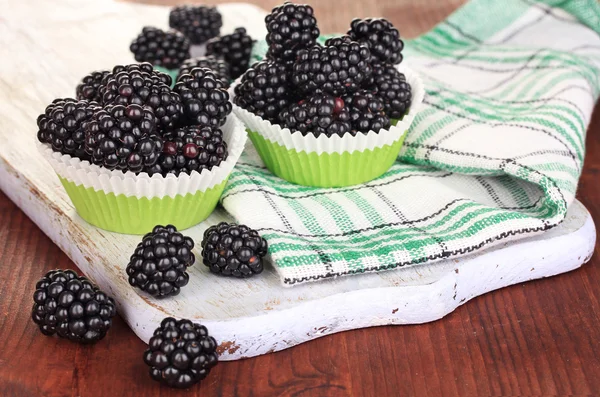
[0,0,595,360]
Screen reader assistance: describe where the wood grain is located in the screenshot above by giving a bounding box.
[1,0,599,396]
[123,0,466,38]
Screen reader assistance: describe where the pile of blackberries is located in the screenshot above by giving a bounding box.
[38,3,265,175]
[128,6,254,82]
[37,62,232,177]
[234,2,411,138]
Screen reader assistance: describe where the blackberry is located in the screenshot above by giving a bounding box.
[31,269,117,343]
[206,27,254,80]
[279,94,352,137]
[201,222,269,278]
[348,18,404,65]
[292,36,372,96]
[147,125,228,176]
[100,63,183,130]
[126,225,195,298]
[144,317,218,389]
[233,60,293,123]
[84,104,163,173]
[367,64,412,119]
[76,70,110,102]
[173,67,232,128]
[265,2,320,67]
[177,56,230,87]
[343,90,390,133]
[37,98,100,160]
[169,5,222,45]
[130,27,191,70]
[105,62,173,87]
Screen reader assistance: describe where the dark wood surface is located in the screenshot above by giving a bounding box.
[2,0,600,395]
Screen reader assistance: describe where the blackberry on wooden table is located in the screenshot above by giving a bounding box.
[201,222,269,278]
[76,70,110,102]
[100,63,183,130]
[84,104,162,173]
[265,2,320,67]
[126,225,195,298]
[31,269,117,343]
[144,317,218,388]
[177,55,230,87]
[343,90,391,133]
[233,60,293,123]
[130,27,191,70]
[206,27,254,79]
[348,18,404,65]
[173,67,232,128]
[367,63,412,119]
[146,125,228,177]
[279,94,352,137]
[292,36,372,97]
[169,5,222,45]
[37,98,100,160]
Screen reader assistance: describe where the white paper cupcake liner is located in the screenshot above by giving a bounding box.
[38,114,248,199]
[230,64,424,155]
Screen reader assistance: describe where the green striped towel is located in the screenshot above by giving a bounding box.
[223,0,600,286]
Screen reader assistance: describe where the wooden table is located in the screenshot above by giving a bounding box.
[1,0,599,395]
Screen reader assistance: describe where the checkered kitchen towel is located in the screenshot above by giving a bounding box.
[222,0,600,286]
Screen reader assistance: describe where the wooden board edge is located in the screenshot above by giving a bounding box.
[2,154,595,360]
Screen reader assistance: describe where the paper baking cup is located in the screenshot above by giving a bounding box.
[231,65,424,188]
[38,115,247,235]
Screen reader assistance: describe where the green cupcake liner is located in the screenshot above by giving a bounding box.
[59,176,228,235]
[247,130,407,188]
[233,62,423,189]
[40,113,247,235]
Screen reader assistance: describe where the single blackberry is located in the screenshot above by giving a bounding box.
[233,60,294,123]
[146,125,228,176]
[265,2,320,67]
[76,70,110,102]
[206,27,254,80]
[37,98,100,160]
[177,56,230,87]
[126,225,195,298]
[100,63,183,130]
[169,5,222,45]
[173,67,232,128]
[31,269,117,343]
[279,94,352,137]
[347,18,404,65]
[292,36,372,96]
[144,317,218,389]
[84,104,163,173]
[343,90,391,133]
[367,64,412,119]
[201,222,269,278]
[130,27,191,70]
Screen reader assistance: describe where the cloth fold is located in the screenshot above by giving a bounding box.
[223,0,600,286]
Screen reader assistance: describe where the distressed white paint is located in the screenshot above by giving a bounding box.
[0,0,596,360]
